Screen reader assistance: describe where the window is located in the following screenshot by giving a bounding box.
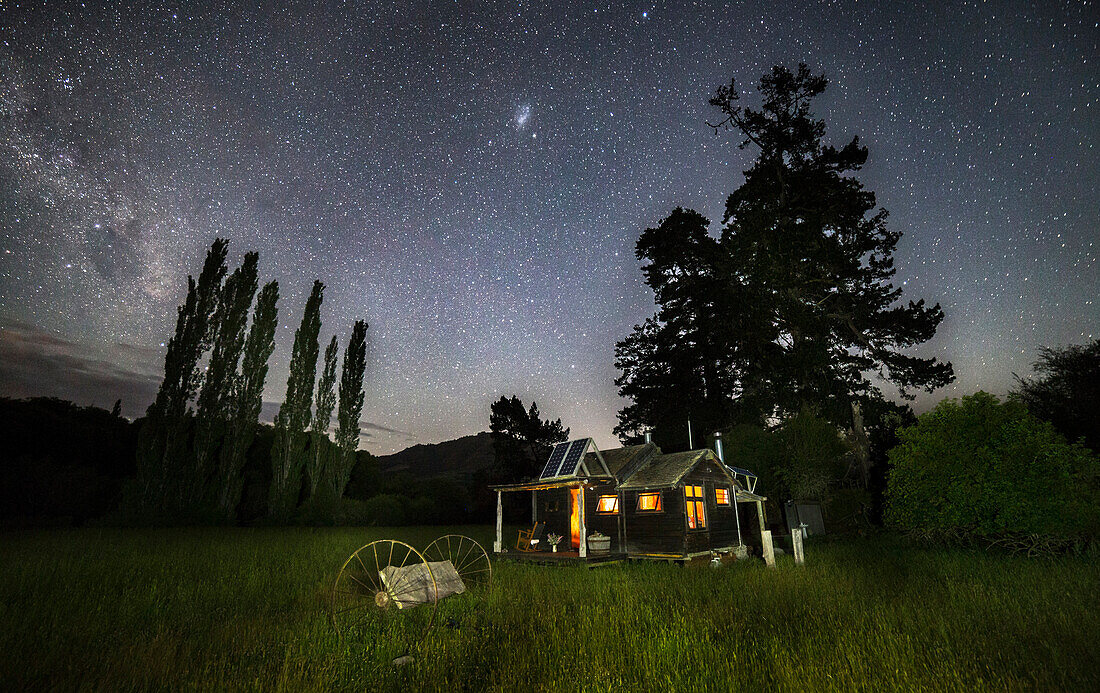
[715,487,730,506]
[685,485,707,529]
[596,495,619,513]
[637,492,662,511]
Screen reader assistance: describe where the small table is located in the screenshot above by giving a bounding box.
[529,539,540,551]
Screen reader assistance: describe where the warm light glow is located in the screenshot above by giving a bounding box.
[716,487,730,505]
[570,488,581,549]
[638,492,661,511]
[597,495,619,513]
[685,485,706,529]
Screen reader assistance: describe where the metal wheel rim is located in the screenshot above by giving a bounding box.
[422,534,492,590]
[330,539,439,654]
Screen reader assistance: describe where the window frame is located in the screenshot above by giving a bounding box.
[684,484,707,530]
[596,495,620,514]
[715,487,731,506]
[636,492,662,512]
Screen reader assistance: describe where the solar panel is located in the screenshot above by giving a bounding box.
[556,438,590,477]
[540,442,571,479]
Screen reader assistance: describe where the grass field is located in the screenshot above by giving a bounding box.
[1,526,1097,691]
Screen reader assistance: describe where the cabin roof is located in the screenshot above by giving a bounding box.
[618,448,725,491]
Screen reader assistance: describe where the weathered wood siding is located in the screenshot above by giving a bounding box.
[583,482,621,551]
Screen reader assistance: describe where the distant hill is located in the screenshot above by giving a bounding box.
[374,431,495,480]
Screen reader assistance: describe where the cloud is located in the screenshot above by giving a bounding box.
[0,320,414,450]
[0,321,161,417]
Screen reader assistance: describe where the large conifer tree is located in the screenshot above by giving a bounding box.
[616,65,954,446]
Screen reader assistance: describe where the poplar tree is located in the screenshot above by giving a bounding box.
[330,320,367,502]
[307,335,339,497]
[192,252,258,505]
[136,238,228,511]
[269,280,324,519]
[217,280,279,518]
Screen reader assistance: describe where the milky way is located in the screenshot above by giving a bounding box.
[0,1,1096,453]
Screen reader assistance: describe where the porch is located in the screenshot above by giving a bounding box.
[498,548,627,568]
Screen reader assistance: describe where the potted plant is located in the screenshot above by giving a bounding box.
[546,533,563,552]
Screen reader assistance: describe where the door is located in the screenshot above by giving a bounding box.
[570,488,581,549]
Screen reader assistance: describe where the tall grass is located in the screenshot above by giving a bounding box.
[1,528,1096,691]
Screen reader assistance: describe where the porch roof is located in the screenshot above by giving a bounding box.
[489,476,616,492]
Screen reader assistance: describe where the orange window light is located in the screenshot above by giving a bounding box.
[597,495,619,513]
[685,485,706,528]
[638,493,662,511]
[715,487,730,505]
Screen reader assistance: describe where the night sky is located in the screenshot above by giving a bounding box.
[1,1,1096,453]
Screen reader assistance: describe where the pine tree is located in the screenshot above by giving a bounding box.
[136,239,228,512]
[307,335,339,497]
[269,280,324,519]
[489,395,569,480]
[616,65,954,448]
[192,252,259,506]
[329,320,367,503]
[217,280,278,518]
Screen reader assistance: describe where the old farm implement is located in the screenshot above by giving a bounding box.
[329,534,491,660]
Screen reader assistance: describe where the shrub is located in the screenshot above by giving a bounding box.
[353,494,409,526]
[884,392,1099,549]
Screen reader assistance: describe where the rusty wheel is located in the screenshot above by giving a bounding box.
[330,539,438,659]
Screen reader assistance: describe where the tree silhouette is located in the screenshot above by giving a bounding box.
[616,64,954,447]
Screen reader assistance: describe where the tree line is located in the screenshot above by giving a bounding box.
[127,239,368,524]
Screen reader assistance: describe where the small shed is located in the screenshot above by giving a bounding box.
[490,438,767,562]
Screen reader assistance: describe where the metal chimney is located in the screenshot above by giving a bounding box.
[644,429,652,445]
[714,431,724,463]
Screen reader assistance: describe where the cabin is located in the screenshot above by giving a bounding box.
[489,437,767,563]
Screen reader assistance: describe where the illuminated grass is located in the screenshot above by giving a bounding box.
[0,528,1096,690]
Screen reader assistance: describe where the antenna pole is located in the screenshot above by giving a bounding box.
[687,418,693,449]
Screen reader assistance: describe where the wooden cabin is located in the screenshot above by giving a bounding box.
[490,438,767,562]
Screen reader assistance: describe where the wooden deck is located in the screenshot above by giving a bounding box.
[496,549,626,567]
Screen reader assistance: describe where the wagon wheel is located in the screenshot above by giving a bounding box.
[330,540,438,659]
[422,534,492,590]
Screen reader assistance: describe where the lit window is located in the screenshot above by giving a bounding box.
[637,492,662,511]
[597,495,619,513]
[715,487,730,506]
[685,485,707,529]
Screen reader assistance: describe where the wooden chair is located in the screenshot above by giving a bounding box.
[516,522,545,552]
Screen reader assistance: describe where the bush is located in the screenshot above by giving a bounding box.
[884,392,1099,549]
[352,494,409,526]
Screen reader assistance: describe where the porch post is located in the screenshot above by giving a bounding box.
[494,490,503,553]
[733,492,743,548]
[578,485,587,558]
[532,489,538,523]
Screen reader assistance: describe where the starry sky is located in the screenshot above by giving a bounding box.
[0,1,1096,454]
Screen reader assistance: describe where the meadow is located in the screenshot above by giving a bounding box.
[1,526,1097,691]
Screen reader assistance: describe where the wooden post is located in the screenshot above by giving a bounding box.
[733,495,743,548]
[617,492,625,554]
[761,530,775,568]
[792,527,805,565]
[578,485,587,558]
[494,490,502,553]
[532,489,538,523]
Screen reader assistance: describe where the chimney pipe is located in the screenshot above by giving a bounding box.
[644,429,652,445]
[714,431,724,463]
